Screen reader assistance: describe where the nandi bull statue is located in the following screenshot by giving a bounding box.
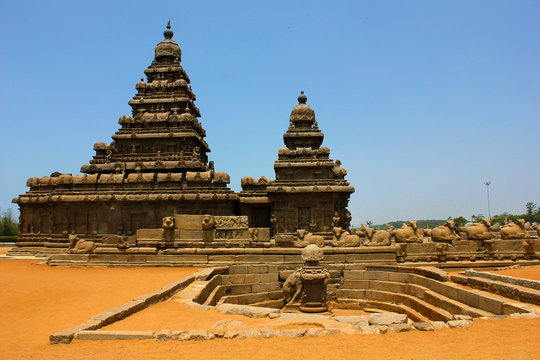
[359,224,391,246]
[393,220,424,243]
[501,219,531,239]
[461,218,495,240]
[331,227,360,247]
[294,229,325,248]
[282,244,330,313]
[428,220,461,242]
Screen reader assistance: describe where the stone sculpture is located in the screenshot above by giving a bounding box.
[282,270,302,306]
[294,229,325,248]
[430,220,460,242]
[501,219,531,239]
[360,224,391,246]
[67,234,95,254]
[461,218,495,240]
[299,245,329,312]
[331,227,360,247]
[393,221,424,243]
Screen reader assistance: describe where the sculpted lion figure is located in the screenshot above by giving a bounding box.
[359,224,391,246]
[461,218,495,240]
[162,217,175,229]
[294,229,325,248]
[393,221,424,243]
[501,219,530,239]
[430,220,460,242]
[282,270,302,306]
[68,234,95,254]
[331,227,360,247]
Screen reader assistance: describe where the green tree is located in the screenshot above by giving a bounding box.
[0,209,19,236]
[453,216,467,226]
[525,202,538,223]
[471,214,485,223]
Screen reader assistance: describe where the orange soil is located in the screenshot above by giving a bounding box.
[0,246,12,254]
[1,259,540,360]
[491,265,540,281]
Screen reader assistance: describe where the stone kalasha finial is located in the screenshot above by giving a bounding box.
[164,19,173,39]
[297,91,307,104]
[301,244,324,262]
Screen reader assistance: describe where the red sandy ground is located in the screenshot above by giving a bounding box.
[1,257,540,360]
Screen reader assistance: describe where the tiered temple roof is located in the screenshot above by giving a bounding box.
[81,20,210,175]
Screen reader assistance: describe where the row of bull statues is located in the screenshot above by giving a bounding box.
[294,218,537,248]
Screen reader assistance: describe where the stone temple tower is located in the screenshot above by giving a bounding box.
[267,92,355,235]
[14,21,237,248]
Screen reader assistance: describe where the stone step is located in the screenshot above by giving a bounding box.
[336,288,454,321]
[452,274,540,306]
[341,279,493,318]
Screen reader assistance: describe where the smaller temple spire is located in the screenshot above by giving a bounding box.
[298,91,307,104]
[163,19,173,39]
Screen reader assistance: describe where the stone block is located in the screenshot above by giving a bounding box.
[175,215,203,230]
[247,264,269,273]
[76,330,154,340]
[251,282,281,293]
[389,323,413,333]
[307,328,325,337]
[136,228,162,240]
[187,329,213,341]
[281,329,307,338]
[216,304,279,318]
[171,330,187,340]
[259,328,281,338]
[369,312,407,325]
[431,321,449,330]
[155,329,171,341]
[235,254,284,263]
[447,320,471,328]
[228,265,248,274]
[413,322,434,331]
[344,271,365,280]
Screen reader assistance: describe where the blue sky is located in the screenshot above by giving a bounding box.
[1,1,539,225]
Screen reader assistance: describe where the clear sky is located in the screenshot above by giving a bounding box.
[1,1,539,225]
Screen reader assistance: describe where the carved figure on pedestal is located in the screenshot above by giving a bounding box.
[332,160,347,179]
[360,224,391,246]
[282,270,302,306]
[332,212,340,228]
[270,214,277,236]
[331,227,360,247]
[435,242,449,258]
[294,229,325,248]
[462,218,495,240]
[393,221,424,243]
[67,234,95,254]
[430,220,460,242]
[162,216,175,242]
[501,219,531,239]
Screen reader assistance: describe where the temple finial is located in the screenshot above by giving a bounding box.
[164,19,173,39]
[297,91,307,104]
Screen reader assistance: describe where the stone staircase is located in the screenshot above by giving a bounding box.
[336,265,533,321]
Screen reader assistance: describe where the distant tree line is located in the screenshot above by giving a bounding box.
[365,202,539,230]
[0,209,18,239]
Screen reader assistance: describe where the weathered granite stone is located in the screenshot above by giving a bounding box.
[369,313,408,326]
[453,315,473,321]
[413,322,435,331]
[375,325,389,334]
[447,320,471,328]
[216,304,278,318]
[306,328,325,337]
[259,328,281,338]
[171,330,187,340]
[431,321,449,330]
[334,315,370,328]
[389,323,413,333]
[187,329,213,341]
[281,329,307,338]
[155,329,171,341]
